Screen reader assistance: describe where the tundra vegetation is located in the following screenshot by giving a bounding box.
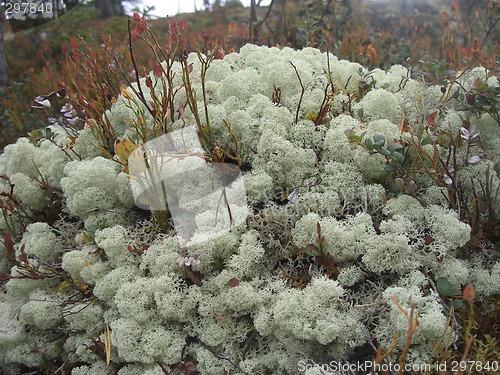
[0,0,499,374]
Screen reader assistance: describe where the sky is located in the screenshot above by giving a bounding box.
[138,0,272,18]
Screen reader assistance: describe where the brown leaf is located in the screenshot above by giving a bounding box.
[424,235,434,245]
[306,243,319,253]
[440,11,450,28]
[465,92,475,105]
[366,44,377,62]
[426,111,438,129]
[395,178,406,192]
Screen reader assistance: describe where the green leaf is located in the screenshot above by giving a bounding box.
[382,83,390,89]
[365,138,374,150]
[454,104,470,112]
[357,108,364,119]
[477,82,489,92]
[421,137,432,146]
[451,299,464,310]
[380,146,391,156]
[384,165,398,171]
[436,277,451,295]
[344,128,354,136]
[448,288,461,296]
[54,281,72,294]
[392,151,405,164]
[401,135,413,143]
[373,134,385,146]
[387,143,403,152]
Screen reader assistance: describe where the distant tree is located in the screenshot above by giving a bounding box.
[203,0,212,10]
[92,0,124,18]
[85,0,142,19]
[250,0,257,23]
[0,3,7,90]
[226,0,243,6]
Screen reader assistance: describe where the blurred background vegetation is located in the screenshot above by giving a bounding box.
[0,0,498,151]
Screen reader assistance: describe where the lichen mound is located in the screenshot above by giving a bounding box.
[0,44,499,374]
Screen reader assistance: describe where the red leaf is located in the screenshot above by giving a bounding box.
[177,104,185,119]
[168,20,178,34]
[153,64,163,78]
[19,244,29,264]
[218,47,225,59]
[133,29,142,39]
[70,38,78,50]
[4,232,16,263]
[135,23,146,35]
[228,21,237,32]
[228,277,240,288]
[155,360,171,375]
[61,42,68,55]
[179,19,188,33]
[315,255,326,266]
[184,362,196,375]
[463,284,476,303]
[471,37,481,57]
[145,76,153,88]
[133,12,141,23]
